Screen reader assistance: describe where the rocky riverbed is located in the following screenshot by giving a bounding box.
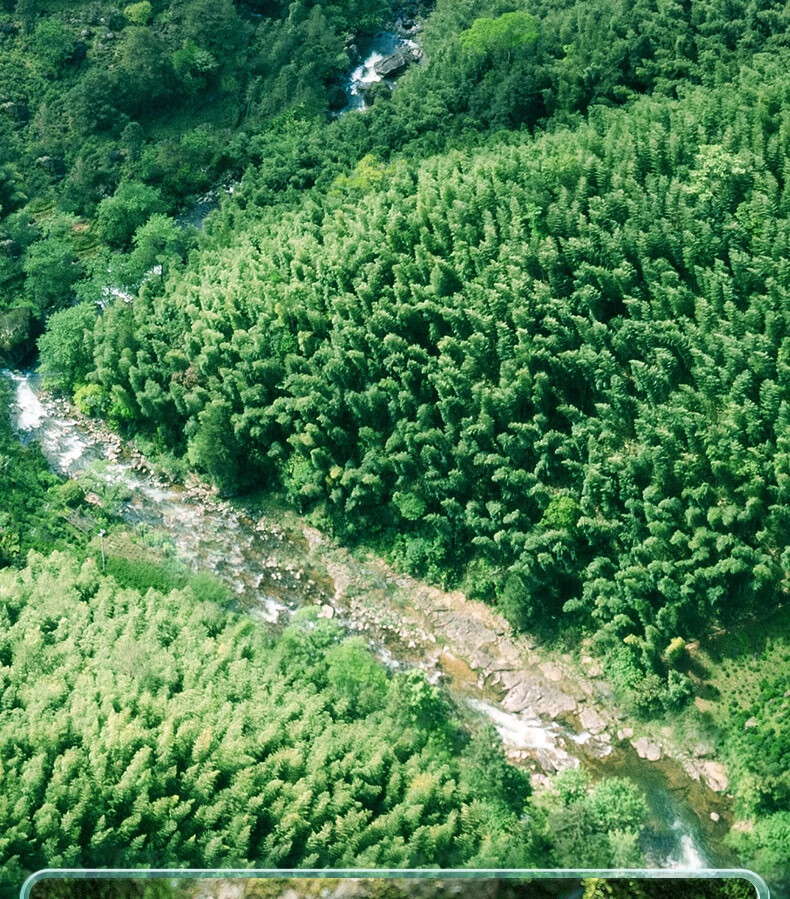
[5,370,736,868]
[338,4,425,114]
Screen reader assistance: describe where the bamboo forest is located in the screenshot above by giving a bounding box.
[0,0,788,896]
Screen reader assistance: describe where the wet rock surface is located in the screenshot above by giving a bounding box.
[340,25,423,113]
[579,706,608,734]
[308,549,622,772]
[373,45,421,77]
[691,760,730,793]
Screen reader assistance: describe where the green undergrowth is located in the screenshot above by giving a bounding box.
[0,378,99,565]
[659,609,790,886]
[704,627,790,885]
[92,527,231,602]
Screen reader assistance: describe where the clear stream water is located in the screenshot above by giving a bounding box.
[340,31,421,113]
[5,369,736,871]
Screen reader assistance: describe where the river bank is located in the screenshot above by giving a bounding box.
[5,370,738,870]
[264,503,739,869]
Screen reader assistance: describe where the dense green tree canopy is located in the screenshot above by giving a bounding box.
[78,61,789,665]
[6,0,790,889]
[95,182,167,248]
[22,233,81,315]
[0,551,544,893]
[37,302,97,392]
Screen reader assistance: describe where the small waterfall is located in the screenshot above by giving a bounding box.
[10,372,46,429]
[467,698,578,772]
[341,31,421,113]
[7,371,100,472]
[666,818,708,869]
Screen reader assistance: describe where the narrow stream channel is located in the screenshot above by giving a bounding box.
[339,29,422,114]
[4,369,736,871]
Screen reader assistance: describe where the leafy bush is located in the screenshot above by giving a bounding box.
[541,768,648,868]
[95,182,167,248]
[55,480,85,508]
[73,383,107,417]
[38,302,98,393]
[124,1,153,26]
[32,19,75,75]
[665,636,687,668]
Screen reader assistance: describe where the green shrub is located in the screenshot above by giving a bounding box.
[124,1,153,26]
[32,19,75,74]
[104,554,183,593]
[187,571,231,605]
[55,480,85,508]
[665,636,688,668]
[95,182,167,248]
[662,669,694,710]
[74,383,106,417]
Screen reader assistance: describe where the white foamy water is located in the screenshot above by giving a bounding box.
[666,820,707,869]
[250,597,288,623]
[469,698,551,748]
[8,371,98,473]
[467,698,579,772]
[349,52,386,93]
[10,373,46,429]
[342,33,420,113]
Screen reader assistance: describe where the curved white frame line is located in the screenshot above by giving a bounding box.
[22,868,771,899]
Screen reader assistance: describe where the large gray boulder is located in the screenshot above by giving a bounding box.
[374,46,420,78]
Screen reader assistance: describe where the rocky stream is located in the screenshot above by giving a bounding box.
[5,370,741,872]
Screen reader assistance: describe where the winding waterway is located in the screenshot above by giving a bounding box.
[340,30,421,113]
[4,369,737,871]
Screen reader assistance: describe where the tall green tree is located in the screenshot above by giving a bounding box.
[22,235,80,315]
